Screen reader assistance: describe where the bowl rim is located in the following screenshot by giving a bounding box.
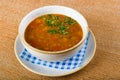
[18,5,88,54]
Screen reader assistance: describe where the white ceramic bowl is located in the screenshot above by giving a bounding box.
[19,5,88,61]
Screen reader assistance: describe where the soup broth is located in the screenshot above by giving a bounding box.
[25,14,83,51]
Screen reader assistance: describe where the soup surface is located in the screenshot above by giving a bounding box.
[25,14,83,51]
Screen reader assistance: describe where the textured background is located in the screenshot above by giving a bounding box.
[0,0,120,80]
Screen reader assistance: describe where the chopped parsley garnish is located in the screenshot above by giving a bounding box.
[64,17,77,25]
[41,14,77,35]
[48,30,58,34]
[46,19,56,27]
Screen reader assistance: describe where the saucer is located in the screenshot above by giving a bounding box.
[14,29,96,77]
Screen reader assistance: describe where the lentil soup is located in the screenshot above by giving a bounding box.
[25,14,83,51]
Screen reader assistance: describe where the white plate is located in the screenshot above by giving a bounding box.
[14,29,96,77]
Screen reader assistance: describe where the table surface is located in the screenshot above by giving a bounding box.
[0,0,120,80]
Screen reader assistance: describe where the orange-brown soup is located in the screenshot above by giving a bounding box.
[25,14,83,51]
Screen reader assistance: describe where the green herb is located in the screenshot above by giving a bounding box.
[48,30,58,34]
[66,26,70,29]
[46,19,56,27]
[70,20,77,25]
[64,17,77,25]
[58,26,69,35]
[55,22,62,26]
[55,16,59,20]
[48,14,52,18]
[59,26,66,31]
[61,30,68,35]
[40,16,46,20]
